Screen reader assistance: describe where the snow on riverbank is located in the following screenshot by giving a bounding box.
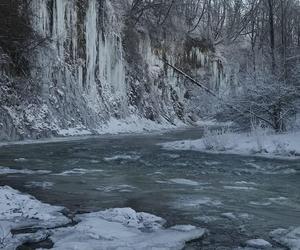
[0,186,69,249]
[160,131,300,159]
[0,186,206,249]
[0,116,187,148]
[58,115,186,137]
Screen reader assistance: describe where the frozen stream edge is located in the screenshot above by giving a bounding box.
[0,186,206,250]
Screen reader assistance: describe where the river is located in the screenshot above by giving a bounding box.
[0,128,299,249]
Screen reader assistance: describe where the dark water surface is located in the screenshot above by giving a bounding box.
[0,128,299,249]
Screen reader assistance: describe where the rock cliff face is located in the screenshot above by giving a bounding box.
[0,0,228,141]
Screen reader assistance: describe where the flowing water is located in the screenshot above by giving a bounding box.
[0,128,300,249]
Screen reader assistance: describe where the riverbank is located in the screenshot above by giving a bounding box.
[0,115,191,147]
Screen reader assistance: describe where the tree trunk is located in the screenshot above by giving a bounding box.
[268,0,276,72]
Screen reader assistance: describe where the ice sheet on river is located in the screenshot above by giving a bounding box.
[0,186,206,250]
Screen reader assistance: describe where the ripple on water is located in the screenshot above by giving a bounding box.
[54,168,104,176]
[223,186,257,191]
[14,158,28,162]
[172,196,222,211]
[104,154,141,161]
[194,215,219,223]
[96,184,136,193]
[169,178,199,186]
[25,181,54,190]
[0,167,51,175]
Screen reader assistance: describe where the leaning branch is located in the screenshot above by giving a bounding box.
[160,58,276,129]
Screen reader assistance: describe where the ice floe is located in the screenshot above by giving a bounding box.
[270,227,300,250]
[245,239,272,249]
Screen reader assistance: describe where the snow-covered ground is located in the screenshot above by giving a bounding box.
[160,130,300,159]
[0,186,206,249]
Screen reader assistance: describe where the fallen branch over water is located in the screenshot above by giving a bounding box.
[160,58,276,130]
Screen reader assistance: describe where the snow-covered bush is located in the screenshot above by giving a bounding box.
[250,122,270,153]
[273,140,290,156]
[202,127,232,151]
[218,69,299,132]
